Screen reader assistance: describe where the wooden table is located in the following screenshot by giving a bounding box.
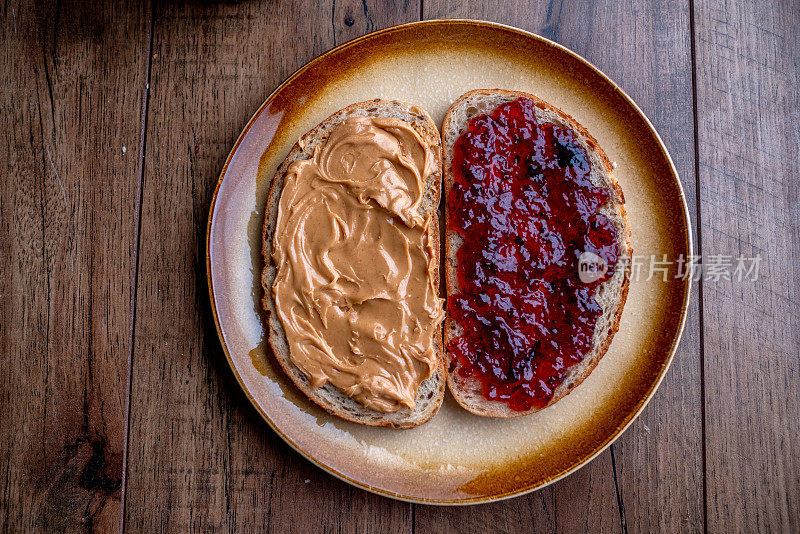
[2,1,797,532]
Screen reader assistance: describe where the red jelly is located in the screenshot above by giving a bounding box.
[448,98,620,411]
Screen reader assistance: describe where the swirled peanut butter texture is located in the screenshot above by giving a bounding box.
[272,116,444,413]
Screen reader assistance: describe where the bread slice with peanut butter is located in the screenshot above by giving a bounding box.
[261,99,446,429]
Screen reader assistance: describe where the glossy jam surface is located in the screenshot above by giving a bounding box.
[448,98,620,411]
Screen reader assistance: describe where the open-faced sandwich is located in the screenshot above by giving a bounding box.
[262,91,631,426]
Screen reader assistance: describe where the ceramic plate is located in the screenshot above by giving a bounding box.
[207,20,692,504]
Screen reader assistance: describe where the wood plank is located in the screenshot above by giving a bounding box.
[0,1,149,531]
[416,6,557,529]
[420,1,702,532]
[541,2,705,532]
[693,0,800,531]
[123,1,418,531]
[555,450,622,533]
[415,488,556,534]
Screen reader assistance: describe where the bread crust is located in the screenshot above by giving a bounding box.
[261,99,446,429]
[442,89,633,418]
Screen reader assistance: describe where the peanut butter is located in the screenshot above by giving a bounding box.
[271,116,444,413]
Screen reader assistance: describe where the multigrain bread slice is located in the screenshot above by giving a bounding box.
[261,99,445,429]
[442,89,633,418]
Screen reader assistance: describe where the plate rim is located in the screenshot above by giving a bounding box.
[205,18,694,505]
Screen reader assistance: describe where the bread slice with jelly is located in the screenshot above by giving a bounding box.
[442,89,632,418]
[261,99,445,429]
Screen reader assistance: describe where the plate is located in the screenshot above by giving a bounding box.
[207,20,692,504]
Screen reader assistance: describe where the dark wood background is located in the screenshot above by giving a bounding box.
[2,0,797,532]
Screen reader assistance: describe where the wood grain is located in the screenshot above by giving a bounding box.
[417,5,558,530]
[542,1,705,532]
[0,1,148,531]
[421,1,703,532]
[693,0,800,531]
[122,1,418,531]
[5,0,798,531]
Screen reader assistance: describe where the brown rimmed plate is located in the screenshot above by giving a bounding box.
[206,20,692,504]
